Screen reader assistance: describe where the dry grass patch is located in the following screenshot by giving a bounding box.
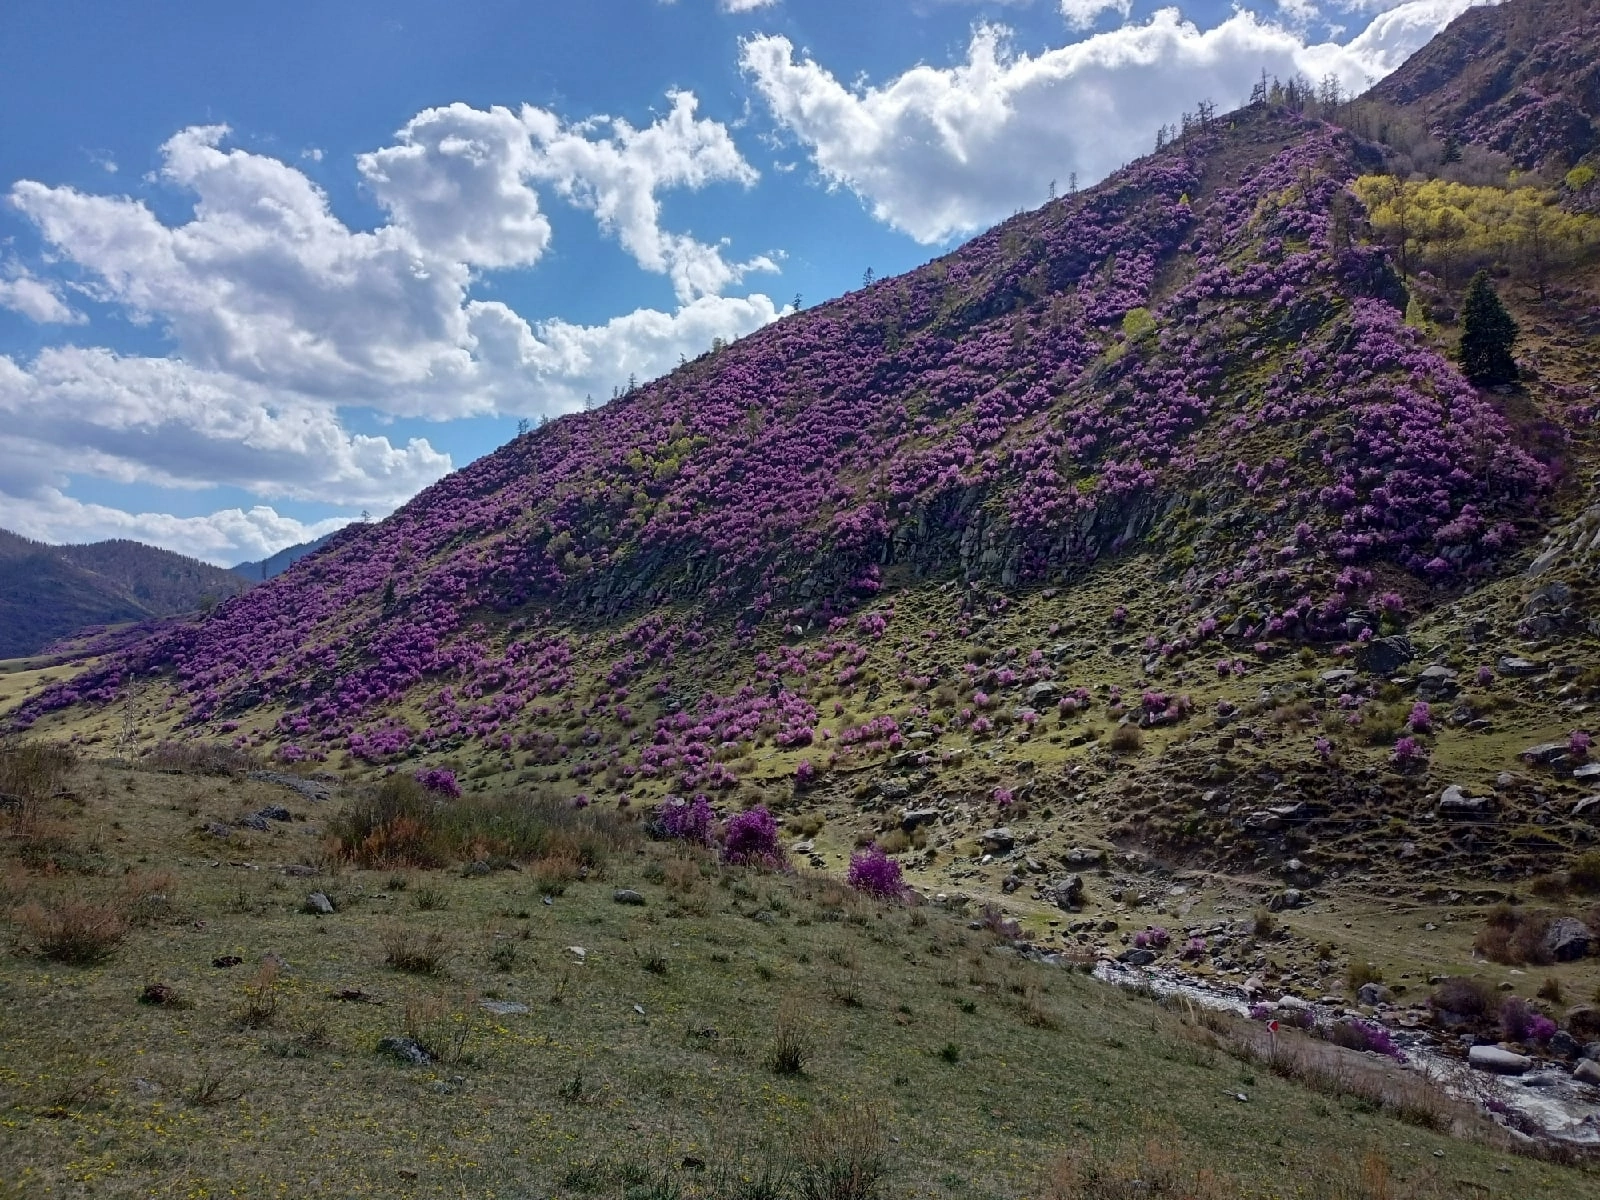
[13,891,126,964]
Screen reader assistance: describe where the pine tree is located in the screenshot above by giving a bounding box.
[1458,270,1518,386]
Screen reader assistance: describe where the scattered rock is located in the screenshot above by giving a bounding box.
[1061,847,1106,868]
[1575,763,1600,782]
[138,982,181,1006]
[479,1000,529,1016]
[212,955,243,968]
[256,805,292,823]
[1319,669,1356,686]
[377,1036,432,1066]
[1357,983,1393,1006]
[332,988,382,1004]
[1468,1046,1531,1075]
[1415,665,1459,698]
[1244,811,1283,833]
[1357,636,1414,676]
[1268,889,1305,912]
[1575,796,1600,819]
[567,946,587,962]
[901,808,940,831]
[613,889,646,906]
[1025,681,1061,706]
[1121,948,1157,967]
[1521,742,1569,766]
[1550,1030,1581,1059]
[1438,787,1491,818]
[304,891,335,915]
[1497,656,1546,677]
[247,770,331,802]
[1575,1059,1600,1087]
[980,827,1015,854]
[1545,917,1592,962]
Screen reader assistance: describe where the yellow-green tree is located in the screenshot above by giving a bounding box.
[1352,176,1597,294]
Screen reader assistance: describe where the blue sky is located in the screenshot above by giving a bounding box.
[0,0,1491,564]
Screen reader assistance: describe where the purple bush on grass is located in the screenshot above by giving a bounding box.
[722,805,786,869]
[414,768,461,798]
[653,794,715,846]
[847,844,906,899]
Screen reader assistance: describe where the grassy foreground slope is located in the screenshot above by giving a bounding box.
[0,750,1595,1200]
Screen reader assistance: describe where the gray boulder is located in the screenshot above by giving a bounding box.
[1046,875,1085,911]
[1545,917,1592,962]
[304,892,335,915]
[1357,983,1393,1006]
[377,1036,432,1066]
[1357,636,1414,676]
[1438,786,1491,819]
[1498,656,1546,677]
[1120,948,1157,967]
[980,828,1015,854]
[1469,1046,1531,1075]
[1575,795,1600,819]
[1575,1059,1600,1087]
[1522,742,1569,765]
[901,808,940,831]
[612,889,646,906]
[1025,681,1061,706]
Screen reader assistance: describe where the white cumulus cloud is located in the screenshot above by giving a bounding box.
[1060,0,1132,30]
[0,269,84,324]
[743,0,1496,243]
[720,0,780,12]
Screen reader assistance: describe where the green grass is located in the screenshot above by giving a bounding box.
[0,756,1595,1199]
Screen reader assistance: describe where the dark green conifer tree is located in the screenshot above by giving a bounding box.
[1457,270,1518,386]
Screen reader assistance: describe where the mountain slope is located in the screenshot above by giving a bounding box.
[231,532,339,583]
[9,0,1600,900]
[1370,0,1600,169]
[0,529,249,659]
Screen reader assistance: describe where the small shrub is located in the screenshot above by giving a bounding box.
[235,960,282,1029]
[1251,908,1276,937]
[412,884,449,912]
[794,1103,889,1200]
[1107,724,1142,755]
[846,845,905,900]
[768,998,814,1075]
[414,768,461,798]
[383,928,451,975]
[1346,961,1383,992]
[724,806,786,870]
[1570,851,1600,894]
[1429,975,1496,1020]
[651,794,715,846]
[489,943,518,973]
[14,895,126,964]
[184,1063,250,1108]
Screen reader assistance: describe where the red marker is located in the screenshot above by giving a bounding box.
[1267,1019,1280,1034]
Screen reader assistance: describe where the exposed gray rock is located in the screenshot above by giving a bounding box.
[1550,1030,1581,1059]
[377,1036,432,1066]
[1575,763,1600,782]
[1025,681,1061,706]
[1575,795,1600,819]
[1061,846,1106,868]
[1046,875,1085,911]
[876,778,911,801]
[1319,669,1357,686]
[1521,742,1569,765]
[1121,948,1157,967]
[1357,983,1393,1006]
[304,892,334,915]
[1469,1046,1531,1074]
[901,808,940,831]
[1498,656,1546,677]
[980,827,1015,854]
[1269,889,1305,912]
[1357,636,1413,676]
[247,770,332,802]
[1244,811,1283,833]
[1575,1059,1600,1087]
[1545,917,1592,962]
[479,1000,530,1016]
[1415,665,1459,697]
[612,889,646,906]
[1438,786,1491,818]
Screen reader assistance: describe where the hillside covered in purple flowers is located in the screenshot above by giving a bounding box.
[10,0,1600,901]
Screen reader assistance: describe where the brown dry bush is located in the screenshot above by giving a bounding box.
[142,740,253,776]
[383,927,451,975]
[769,997,815,1075]
[14,893,126,964]
[1473,904,1554,965]
[0,741,76,826]
[1108,723,1143,755]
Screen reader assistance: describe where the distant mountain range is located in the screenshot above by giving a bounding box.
[0,529,250,659]
[231,533,339,582]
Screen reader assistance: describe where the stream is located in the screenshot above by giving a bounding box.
[1022,949,1600,1148]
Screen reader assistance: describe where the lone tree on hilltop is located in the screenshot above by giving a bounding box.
[1458,270,1518,387]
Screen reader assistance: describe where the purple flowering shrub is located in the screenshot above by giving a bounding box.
[846,844,906,899]
[722,805,786,869]
[414,768,461,798]
[1327,1018,1406,1062]
[652,794,715,846]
